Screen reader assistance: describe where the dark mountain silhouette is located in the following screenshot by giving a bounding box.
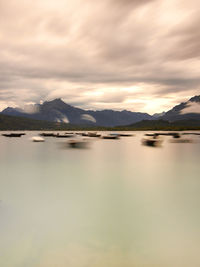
[1,98,152,127]
[0,113,75,131]
[2,95,200,127]
[160,95,200,121]
[121,119,200,130]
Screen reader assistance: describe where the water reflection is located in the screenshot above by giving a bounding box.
[142,135,163,147]
[0,131,200,267]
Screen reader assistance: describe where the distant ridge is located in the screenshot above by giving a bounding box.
[0,113,75,131]
[117,119,200,130]
[1,98,152,127]
[160,95,200,121]
[1,95,200,129]
[1,113,200,131]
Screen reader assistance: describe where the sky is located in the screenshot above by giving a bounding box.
[0,0,200,114]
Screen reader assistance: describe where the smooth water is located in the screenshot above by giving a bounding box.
[0,132,200,267]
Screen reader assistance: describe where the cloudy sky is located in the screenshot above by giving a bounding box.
[0,0,200,114]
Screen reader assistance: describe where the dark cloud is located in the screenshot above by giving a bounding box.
[108,0,157,12]
[111,0,156,5]
[165,14,200,60]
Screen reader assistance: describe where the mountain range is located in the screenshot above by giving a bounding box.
[1,95,200,128]
[1,98,152,127]
[160,95,200,121]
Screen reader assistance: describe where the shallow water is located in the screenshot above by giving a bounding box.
[0,131,200,267]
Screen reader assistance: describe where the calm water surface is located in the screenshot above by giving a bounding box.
[0,131,200,267]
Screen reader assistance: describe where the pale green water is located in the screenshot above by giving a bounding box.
[0,132,200,267]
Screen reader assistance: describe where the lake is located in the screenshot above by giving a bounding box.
[0,131,200,267]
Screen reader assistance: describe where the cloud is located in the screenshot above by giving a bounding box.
[23,104,40,114]
[181,101,200,114]
[0,0,200,113]
[81,114,96,123]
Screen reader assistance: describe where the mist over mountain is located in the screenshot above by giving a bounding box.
[2,95,200,127]
[160,95,200,121]
[1,98,152,127]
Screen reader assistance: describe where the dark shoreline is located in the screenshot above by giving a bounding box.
[0,114,200,131]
